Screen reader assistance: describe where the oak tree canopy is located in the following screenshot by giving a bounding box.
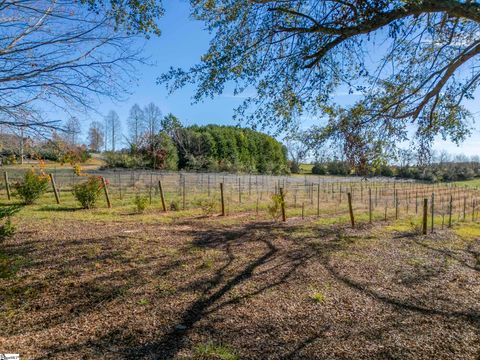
[161,0,480,163]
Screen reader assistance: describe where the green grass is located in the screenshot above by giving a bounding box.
[452,178,480,189]
[454,222,480,240]
[309,291,326,304]
[299,163,313,174]
[194,342,239,360]
[0,251,30,279]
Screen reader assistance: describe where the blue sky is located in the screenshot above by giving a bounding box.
[85,0,479,157]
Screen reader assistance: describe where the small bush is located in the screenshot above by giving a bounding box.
[268,193,284,221]
[0,205,21,243]
[134,194,149,213]
[14,170,49,205]
[312,162,327,175]
[73,176,104,209]
[169,200,180,211]
[309,291,326,304]
[0,219,16,241]
[196,197,216,216]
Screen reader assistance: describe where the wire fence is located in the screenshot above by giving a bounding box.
[3,168,480,230]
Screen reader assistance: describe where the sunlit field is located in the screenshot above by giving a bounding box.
[1,166,479,359]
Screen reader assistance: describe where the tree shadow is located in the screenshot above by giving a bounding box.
[5,219,480,359]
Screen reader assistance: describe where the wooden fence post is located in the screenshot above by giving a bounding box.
[102,177,111,208]
[220,182,225,216]
[49,174,60,204]
[368,187,372,223]
[182,178,186,210]
[472,199,476,222]
[347,192,355,228]
[158,180,167,212]
[316,183,320,217]
[448,195,453,228]
[422,198,428,235]
[4,171,11,200]
[238,177,242,203]
[279,187,286,222]
[395,189,399,220]
[431,192,435,233]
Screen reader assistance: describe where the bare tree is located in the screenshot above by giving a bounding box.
[127,104,145,149]
[104,111,121,151]
[64,117,82,145]
[0,1,163,133]
[284,131,309,173]
[144,103,162,140]
[88,121,104,152]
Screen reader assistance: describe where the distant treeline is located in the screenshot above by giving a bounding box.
[311,160,480,182]
[104,125,289,174]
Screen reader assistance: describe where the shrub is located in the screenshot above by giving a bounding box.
[103,151,146,169]
[0,205,22,243]
[196,197,216,216]
[73,176,104,209]
[289,161,301,174]
[312,162,327,175]
[309,291,326,304]
[134,194,149,213]
[0,219,16,241]
[14,170,49,205]
[268,193,284,221]
[169,199,180,211]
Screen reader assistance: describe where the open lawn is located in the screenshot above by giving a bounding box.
[299,163,313,174]
[1,202,479,359]
[454,178,480,189]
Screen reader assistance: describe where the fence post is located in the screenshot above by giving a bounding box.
[448,195,453,228]
[220,182,225,216]
[49,174,60,204]
[422,198,428,235]
[347,192,355,228]
[279,187,286,222]
[158,180,166,212]
[102,177,111,208]
[4,171,10,200]
[395,189,399,220]
[316,183,320,217]
[302,202,305,219]
[472,199,476,222]
[368,187,372,223]
[238,177,241,203]
[431,192,435,233]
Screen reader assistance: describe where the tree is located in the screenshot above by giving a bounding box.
[161,1,480,160]
[144,103,162,140]
[104,111,122,151]
[284,130,309,173]
[88,121,104,152]
[0,1,163,132]
[127,104,145,150]
[161,113,182,136]
[64,117,82,146]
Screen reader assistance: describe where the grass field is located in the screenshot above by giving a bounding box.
[299,163,313,174]
[1,167,479,359]
[454,178,480,188]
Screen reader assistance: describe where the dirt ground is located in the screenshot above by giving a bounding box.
[1,215,479,359]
